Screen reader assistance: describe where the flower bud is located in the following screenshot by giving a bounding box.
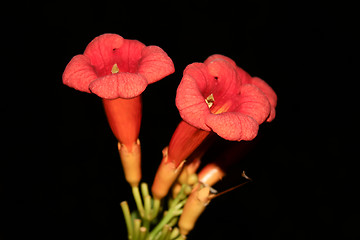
[178,186,211,236]
[198,163,225,187]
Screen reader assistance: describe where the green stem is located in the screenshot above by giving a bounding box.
[139,227,148,240]
[167,216,179,227]
[169,184,186,209]
[149,210,176,239]
[149,184,187,240]
[133,219,141,240]
[143,195,152,229]
[132,186,145,218]
[152,198,161,220]
[141,182,149,199]
[120,201,133,239]
[159,225,171,240]
[169,227,180,240]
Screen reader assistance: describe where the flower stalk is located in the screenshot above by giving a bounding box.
[120,181,193,240]
[120,201,133,239]
[149,184,188,239]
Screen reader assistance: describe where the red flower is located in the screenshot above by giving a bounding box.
[62,33,174,187]
[63,33,174,99]
[152,55,277,199]
[176,54,277,141]
[62,33,175,147]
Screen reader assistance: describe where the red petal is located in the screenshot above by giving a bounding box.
[204,54,237,67]
[89,73,147,99]
[83,34,124,74]
[205,112,259,141]
[205,58,241,98]
[236,66,253,84]
[204,54,252,84]
[176,73,212,131]
[250,77,278,122]
[183,63,216,95]
[115,39,145,73]
[62,55,98,93]
[138,46,175,84]
[236,84,271,124]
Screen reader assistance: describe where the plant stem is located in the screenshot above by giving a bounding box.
[139,227,147,240]
[132,186,145,218]
[120,201,133,239]
[143,195,152,229]
[152,198,161,220]
[141,182,150,199]
[149,210,175,239]
[133,219,142,240]
[149,184,187,239]
[169,184,186,209]
[169,227,180,240]
[159,225,171,240]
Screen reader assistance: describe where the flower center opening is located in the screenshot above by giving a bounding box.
[111,63,120,74]
[205,93,215,108]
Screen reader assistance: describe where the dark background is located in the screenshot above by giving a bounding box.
[4,0,358,239]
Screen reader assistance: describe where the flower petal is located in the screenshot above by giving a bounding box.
[62,55,97,93]
[205,112,259,141]
[83,34,125,75]
[250,77,277,122]
[176,74,211,131]
[236,84,271,124]
[183,63,216,96]
[236,66,253,84]
[204,54,237,67]
[138,46,175,84]
[114,39,145,73]
[204,54,252,84]
[205,58,241,98]
[89,73,147,99]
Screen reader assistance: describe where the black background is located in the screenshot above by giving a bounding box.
[3,0,358,239]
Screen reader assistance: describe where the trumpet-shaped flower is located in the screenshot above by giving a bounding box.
[152,54,277,200]
[62,33,174,187]
[176,54,277,141]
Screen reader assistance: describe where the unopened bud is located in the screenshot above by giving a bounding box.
[178,186,211,236]
[198,163,225,187]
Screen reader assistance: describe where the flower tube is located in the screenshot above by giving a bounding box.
[63,33,174,187]
[151,122,210,200]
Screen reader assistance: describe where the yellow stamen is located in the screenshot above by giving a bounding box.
[111,63,120,74]
[205,93,214,108]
